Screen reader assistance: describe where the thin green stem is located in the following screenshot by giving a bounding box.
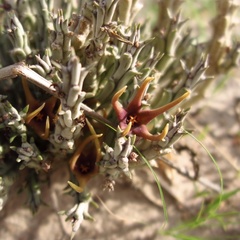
[134,146,169,223]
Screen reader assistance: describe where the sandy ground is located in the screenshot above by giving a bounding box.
[0,68,240,240]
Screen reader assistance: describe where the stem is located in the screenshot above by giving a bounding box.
[0,62,57,95]
[0,62,112,126]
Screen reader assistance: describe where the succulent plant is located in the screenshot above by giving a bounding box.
[0,0,239,237]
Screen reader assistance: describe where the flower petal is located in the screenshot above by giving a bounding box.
[111,86,128,120]
[42,116,50,140]
[25,102,46,123]
[127,77,154,113]
[133,123,169,141]
[137,91,190,124]
[86,118,102,163]
[69,119,103,192]
[69,133,102,192]
[122,121,133,137]
[69,133,103,171]
[22,78,39,109]
[68,181,84,193]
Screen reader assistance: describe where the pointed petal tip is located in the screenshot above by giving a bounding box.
[147,123,169,141]
[42,116,50,140]
[159,123,169,140]
[25,102,46,123]
[68,181,84,193]
[183,90,191,98]
[127,77,154,112]
[122,121,133,137]
[112,86,127,103]
[134,123,169,141]
[70,232,76,240]
[144,77,155,83]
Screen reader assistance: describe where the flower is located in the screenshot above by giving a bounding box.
[112,77,190,141]
[68,119,102,193]
[22,78,60,140]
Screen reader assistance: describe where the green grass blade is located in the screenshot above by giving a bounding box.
[185,130,224,196]
[134,146,169,222]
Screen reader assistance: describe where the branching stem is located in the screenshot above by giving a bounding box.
[0,62,112,126]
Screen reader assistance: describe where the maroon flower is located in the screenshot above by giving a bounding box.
[112,77,190,141]
[22,78,60,140]
[68,119,102,193]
